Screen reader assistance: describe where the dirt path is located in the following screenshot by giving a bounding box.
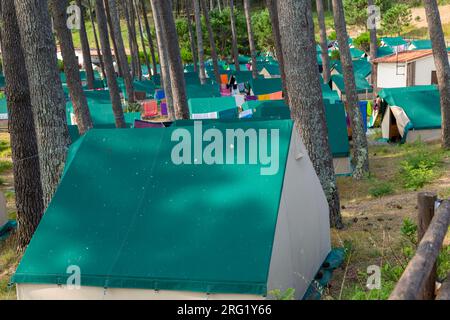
[410,5,450,28]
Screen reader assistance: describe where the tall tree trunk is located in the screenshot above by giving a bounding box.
[200,0,221,84]
[278,0,343,228]
[77,0,96,89]
[123,0,137,79]
[14,0,71,207]
[126,0,142,80]
[50,0,93,135]
[133,0,151,79]
[266,0,288,103]
[152,0,189,119]
[151,0,175,119]
[186,0,198,73]
[230,0,240,71]
[243,0,257,79]
[104,0,123,78]
[140,0,158,76]
[368,0,378,92]
[94,0,126,128]
[0,0,44,250]
[316,0,331,84]
[108,0,135,103]
[193,0,207,84]
[424,0,450,149]
[88,0,106,80]
[332,0,369,179]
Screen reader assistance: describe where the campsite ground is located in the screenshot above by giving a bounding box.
[0,132,449,300]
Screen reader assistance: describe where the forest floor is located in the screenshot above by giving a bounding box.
[0,132,449,300]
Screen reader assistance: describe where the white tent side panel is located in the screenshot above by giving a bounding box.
[16,284,264,300]
[267,125,331,300]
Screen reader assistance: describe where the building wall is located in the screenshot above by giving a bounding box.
[377,63,406,88]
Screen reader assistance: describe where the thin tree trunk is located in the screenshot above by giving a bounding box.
[193,0,207,84]
[123,0,137,79]
[186,0,198,73]
[140,0,158,76]
[133,0,151,78]
[14,0,71,208]
[50,0,93,135]
[424,0,450,149]
[278,0,343,228]
[151,0,175,119]
[77,0,96,89]
[104,0,123,78]
[230,0,240,71]
[108,0,135,103]
[152,0,189,119]
[200,0,221,84]
[332,0,369,179]
[0,0,44,250]
[243,0,257,79]
[94,0,126,128]
[126,0,142,80]
[368,0,378,92]
[317,0,331,84]
[88,0,106,80]
[266,0,288,103]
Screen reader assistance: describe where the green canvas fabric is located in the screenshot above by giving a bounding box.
[378,85,441,130]
[410,40,432,50]
[238,55,251,64]
[261,64,280,76]
[377,46,394,57]
[350,48,365,59]
[382,37,407,47]
[186,84,221,99]
[228,64,250,72]
[83,89,112,104]
[0,98,8,116]
[13,120,293,295]
[68,125,80,144]
[331,59,371,78]
[331,74,373,94]
[251,78,282,95]
[0,75,5,88]
[233,71,254,83]
[188,97,237,117]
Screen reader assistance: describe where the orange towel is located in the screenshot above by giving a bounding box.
[143,100,158,117]
[220,74,228,85]
[269,91,283,100]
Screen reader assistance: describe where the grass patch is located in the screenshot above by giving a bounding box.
[368,181,394,198]
[0,160,12,175]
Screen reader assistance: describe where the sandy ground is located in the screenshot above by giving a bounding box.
[410,5,450,28]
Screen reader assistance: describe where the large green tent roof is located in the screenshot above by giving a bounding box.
[13,120,293,295]
[378,85,441,130]
[186,84,221,99]
[377,46,394,57]
[251,78,282,95]
[410,40,432,50]
[188,97,237,118]
[381,37,407,47]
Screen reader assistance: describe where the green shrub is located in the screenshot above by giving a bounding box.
[369,181,394,198]
[399,147,442,190]
[0,160,12,174]
[124,102,142,113]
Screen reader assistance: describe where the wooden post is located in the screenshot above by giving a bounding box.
[417,192,437,300]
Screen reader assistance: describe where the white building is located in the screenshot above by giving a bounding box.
[373,50,450,89]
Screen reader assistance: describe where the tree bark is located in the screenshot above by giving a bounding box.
[151,0,175,119]
[153,0,190,119]
[133,0,151,79]
[266,0,288,103]
[200,0,221,84]
[424,0,450,149]
[193,0,207,84]
[230,0,240,72]
[88,0,107,80]
[125,0,142,81]
[278,0,343,228]
[368,0,378,92]
[50,0,93,135]
[107,0,135,103]
[14,0,71,208]
[140,0,158,76]
[186,0,198,73]
[77,0,96,89]
[332,0,369,179]
[94,0,126,128]
[0,0,44,250]
[104,0,123,78]
[316,0,331,84]
[243,0,257,79]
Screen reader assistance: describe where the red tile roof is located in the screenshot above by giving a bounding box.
[372,49,449,64]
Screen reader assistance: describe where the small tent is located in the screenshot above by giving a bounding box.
[186,84,221,99]
[188,97,237,119]
[13,120,331,300]
[378,85,441,143]
[331,74,373,101]
[251,78,283,96]
[409,40,432,50]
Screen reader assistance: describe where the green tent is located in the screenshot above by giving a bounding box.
[378,86,441,142]
[233,71,254,83]
[381,37,407,47]
[0,98,8,119]
[186,84,221,99]
[238,55,251,64]
[331,74,373,95]
[350,48,365,59]
[377,46,394,58]
[260,64,280,77]
[409,40,432,50]
[188,97,237,119]
[251,78,282,95]
[0,75,5,88]
[13,120,332,299]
